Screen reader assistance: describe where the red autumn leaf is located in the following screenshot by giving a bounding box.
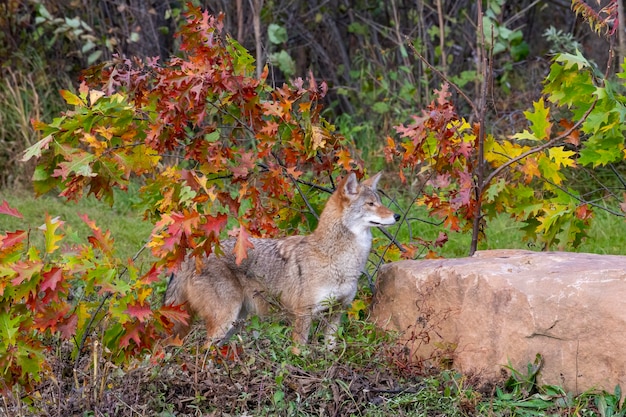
[521,157,541,184]
[33,304,70,333]
[11,260,41,286]
[158,303,190,327]
[177,210,201,237]
[400,243,419,260]
[259,120,279,137]
[212,344,243,362]
[336,148,355,171]
[0,230,28,250]
[40,267,63,292]
[119,320,143,348]
[434,231,449,248]
[58,313,78,339]
[200,213,228,237]
[559,119,581,147]
[139,264,162,284]
[575,204,593,220]
[0,201,23,218]
[457,141,473,159]
[125,301,153,323]
[231,151,256,179]
[80,214,115,254]
[456,170,473,207]
[433,83,451,106]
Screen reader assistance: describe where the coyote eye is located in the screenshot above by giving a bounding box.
[367,201,375,206]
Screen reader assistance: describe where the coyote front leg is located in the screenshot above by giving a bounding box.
[322,312,343,350]
[291,312,312,354]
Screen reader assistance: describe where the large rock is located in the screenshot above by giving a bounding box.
[369,250,626,393]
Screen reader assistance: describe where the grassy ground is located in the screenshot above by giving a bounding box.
[2,188,626,416]
[0,187,154,264]
[404,205,626,258]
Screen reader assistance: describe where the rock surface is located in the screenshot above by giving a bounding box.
[369,250,626,393]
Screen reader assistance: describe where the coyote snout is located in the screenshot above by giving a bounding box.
[164,172,398,351]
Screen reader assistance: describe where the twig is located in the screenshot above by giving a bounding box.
[609,163,626,189]
[542,177,625,217]
[406,38,478,116]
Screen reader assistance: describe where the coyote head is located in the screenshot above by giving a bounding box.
[321,172,400,236]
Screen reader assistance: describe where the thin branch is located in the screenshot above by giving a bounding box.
[405,38,478,116]
[542,178,625,217]
[609,163,626,189]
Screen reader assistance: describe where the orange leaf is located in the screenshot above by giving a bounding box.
[521,157,541,184]
[231,226,254,265]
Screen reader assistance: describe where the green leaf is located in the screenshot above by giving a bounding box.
[537,155,564,184]
[485,178,506,203]
[53,152,96,180]
[555,49,590,70]
[226,38,255,75]
[372,102,390,114]
[0,313,21,347]
[267,23,287,44]
[87,50,103,65]
[547,146,575,168]
[22,135,54,162]
[525,98,551,141]
[16,341,46,381]
[268,50,295,77]
[347,22,368,35]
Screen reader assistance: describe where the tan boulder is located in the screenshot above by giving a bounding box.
[369,249,626,393]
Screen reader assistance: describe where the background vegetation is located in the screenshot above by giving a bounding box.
[2,0,626,415]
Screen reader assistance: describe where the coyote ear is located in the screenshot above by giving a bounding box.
[341,172,359,196]
[361,172,382,190]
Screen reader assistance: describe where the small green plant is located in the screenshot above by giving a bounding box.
[33,3,104,66]
[543,26,583,54]
[267,23,296,78]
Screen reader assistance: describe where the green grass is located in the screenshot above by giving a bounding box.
[0,188,153,261]
[387,205,626,259]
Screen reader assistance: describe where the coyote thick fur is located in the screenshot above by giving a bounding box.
[164,172,399,350]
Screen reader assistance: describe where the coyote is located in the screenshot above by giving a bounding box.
[164,172,399,351]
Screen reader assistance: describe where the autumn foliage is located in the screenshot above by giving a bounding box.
[3,2,626,397]
[386,46,626,255]
[3,6,364,391]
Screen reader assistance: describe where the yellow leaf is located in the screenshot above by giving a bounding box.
[80,133,107,156]
[38,214,64,254]
[60,89,85,106]
[347,299,368,319]
[311,125,329,150]
[89,89,106,106]
[548,146,576,168]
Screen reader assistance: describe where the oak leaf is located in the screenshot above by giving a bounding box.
[126,302,153,323]
[231,226,254,265]
[0,201,23,218]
